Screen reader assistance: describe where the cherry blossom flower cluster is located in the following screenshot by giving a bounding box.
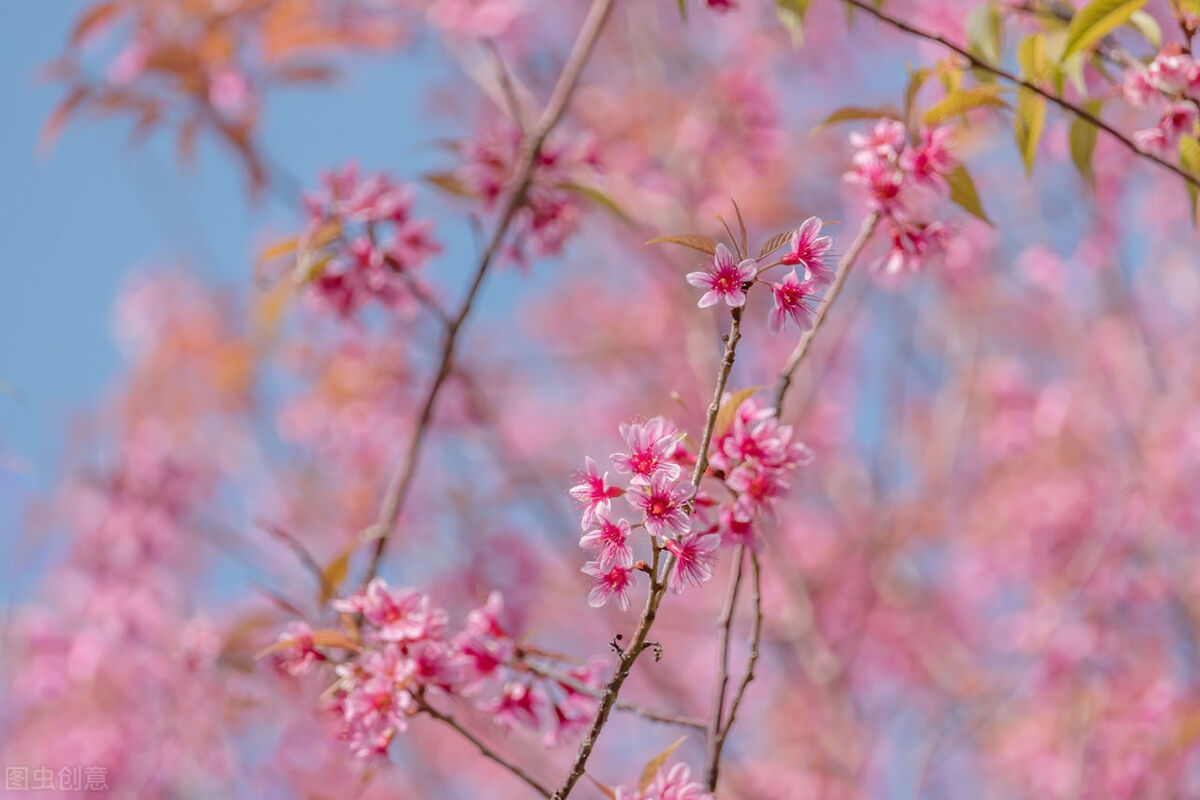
[572,398,811,608]
[845,118,955,277]
[272,582,605,757]
[685,216,833,334]
[612,762,714,800]
[571,417,705,608]
[298,163,441,319]
[697,395,813,550]
[455,120,602,264]
[1123,47,1200,156]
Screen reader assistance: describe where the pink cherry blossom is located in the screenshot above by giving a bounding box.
[611,417,682,486]
[581,561,635,610]
[332,579,446,643]
[628,475,692,538]
[900,125,956,188]
[685,244,757,308]
[485,681,542,730]
[726,461,791,522]
[273,621,325,676]
[779,216,834,284]
[1134,126,1171,156]
[767,268,817,333]
[570,456,623,527]
[880,220,949,276]
[579,512,634,569]
[663,533,718,593]
[849,118,906,160]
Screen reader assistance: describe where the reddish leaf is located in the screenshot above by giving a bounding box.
[645,234,719,255]
[70,1,123,45]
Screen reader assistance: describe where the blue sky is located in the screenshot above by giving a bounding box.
[0,4,465,512]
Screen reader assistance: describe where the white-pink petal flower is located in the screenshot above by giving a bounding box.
[685,244,757,308]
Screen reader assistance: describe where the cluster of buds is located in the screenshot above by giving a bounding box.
[295,164,441,319]
[845,119,956,277]
[1124,47,1200,157]
[270,582,607,756]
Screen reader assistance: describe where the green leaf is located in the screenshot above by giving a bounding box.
[677,0,687,21]
[713,386,762,440]
[1017,34,1050,83]
[904,66,931,130]
[645,234,719,255]
[1069,99,1103,188]
[1062,0,1148,60]
[1014,88,1047,176]
[944,163,993,226]
[423,171,475,198]
[559,181,631,223]
[966,2,1004,65]
[1180,136,1200,225]
[777,0,812,46]
[816,105,902,130]
[639,737,687,793]
[1128,9,1161,48]
[923,85,1010,126]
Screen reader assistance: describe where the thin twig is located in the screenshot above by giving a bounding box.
[699,214,882,786]
[551,304,745,800]
[524,661,707,731]
[485,39,530,132]
[254,517,334,603]
[837,0,1200,191]
[703,544,746,789]
[711,551,763,777]
[773,213,880,416]
[361,0,619,584]
[418,698,552,798]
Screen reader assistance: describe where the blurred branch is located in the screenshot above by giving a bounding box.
[523,661,707,731]
[837,0,1200,191]
[551,303,745,800]
[703,544,746,788]
[774,212,880,416]
[362,0,619,584]
[713,551,763,777]
[416,696,553,797]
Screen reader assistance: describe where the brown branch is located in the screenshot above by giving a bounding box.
[551,304,746,800]
[711,551,763,779]
[691,306,744,495]
[417,698,552,798]
[361,0,619,584]
[773,212,880,416]
[523,661,707,731]
[703,544,746,789]
[837,0,1200,191]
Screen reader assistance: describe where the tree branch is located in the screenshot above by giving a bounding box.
[773,212,880,416]
[523,661,707,731]
[837,0,1200,191]
[703,544,746,789]
[362,0,619,584]
[551,304,745,800]
[710,551,763,781]
[417,698,552,798]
